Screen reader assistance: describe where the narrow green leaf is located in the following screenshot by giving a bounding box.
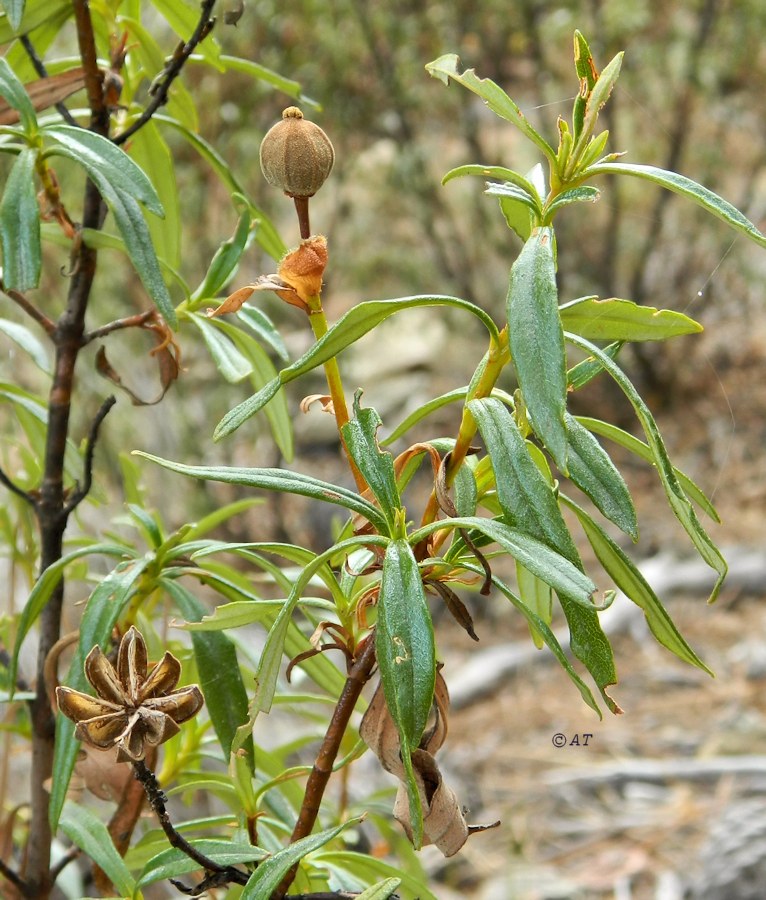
[356,877,402,900]
[426,54,557,162]
[165,580,255,771]
[0,0,69,44]
[468,397,581,563]
[441,164,542,207]
[60,801,135,897]
[566,333,727,601]
[576,415,720,522]
[191,206,254,303]
[190,314,253,383]
[0,148,41,290]
[565,412,638,539]
[377,539,436,846]
[242,820,359,899]
[136,840,267,890]
[44,125,163,213]
[383,387,467,445]
[484,181,541,212]
[516,562,551,648]
[413,516,595,606]
[0,0,25,32]
[151,0,223,69]
[545,185,600,217]
[313,851,438,900]
[498,194,533,240]
[563,494,712,675]
[567,340,623,390]
[237,305,289,361]
[215,295,499,440]
[571,51,623,164]
[50,555,152,831]
[0,57,36,134]
[218,55,319,107]
[0,318,49,371]
[508,227,569,471]
[134,452,390,534]
[341,397,401,534]
[559,296,703,341]
[587,162,766,248]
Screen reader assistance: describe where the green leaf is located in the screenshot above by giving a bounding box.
[0,0,24,32]
[442,163,542,206]
[341,397,401,535]
[313,851,438,900]
[498,194,533,241]
[165,580,255,771]
[0,56,36,134]
[586,162,766,248]
[559,296,703,341]
[0,0,69,44]
[426,54,556,162]
[190,313,253,383]
[44,125,163,213]
[60,801,135,897]
[558,591,619,713]
[0,147,41,290]
[563,495,712,675]
[564,413,638,539]
[242,819,359,899]
[135,840,267,890]
[151,0,223,70]
[383,387,467,445]
[545,185,600,217]
[566,333,727,601]
[575,416,720,522]
[469,397,581,563]
[191,206,254,303]
[10,542,129,697]
[567,340,623,390]
[215,295,499,440]
[154,115,287,260]
[237,305,289,361]
[218,55,319,108]
[508,227,568,471]
[516,562,552,649]
[413,515,595,607]
[50,555,152,831]
[0,318,49,371]
[127,120,181,268]
[356,877,403,900]
[570,51,623,166]
[134,452,390,534]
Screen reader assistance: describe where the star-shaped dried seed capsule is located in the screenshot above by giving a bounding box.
[56,626,203,763]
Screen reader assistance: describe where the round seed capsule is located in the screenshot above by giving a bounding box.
[259,106,335,198]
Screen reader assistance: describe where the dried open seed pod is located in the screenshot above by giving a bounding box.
[259,106,335,198]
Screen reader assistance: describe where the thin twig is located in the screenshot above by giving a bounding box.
[133,760,249,888]
[2,285,56,336]
[0,465,35,506]
[63,395,117,514]
[0,857,28,894]
[294,196,311,239]
[83,309,154,343]
[113,0,217,146]
[273,634,377,900]
[19,35,79,127]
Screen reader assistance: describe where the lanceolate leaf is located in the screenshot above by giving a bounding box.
[218,55,319,107]
[0,147,40,290]
[60,801,135,897]
[566,333,727,602]
[191,205,254,303]
[190,313,253,383]
[586,162,766,248]
[508,227,569,472]
[565,413,638,540]
[441,164,542,207]
[0,318,49,371]
[165,580,255,771]
[559,296,703,342]
[341,398,401,534]
[134,452,390,534]
[215,295,500,440]
[468,397,580,563]
[377,539,436,846]
[0,56,36,133]
[562,495,712,675]
[241,819,359,899]
[136,840,267,890]
[426,54,557,163]
[50,555,153,830]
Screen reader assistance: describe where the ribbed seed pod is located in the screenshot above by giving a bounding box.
[259,106,335,198]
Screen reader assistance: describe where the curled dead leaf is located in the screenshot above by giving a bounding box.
[278,236,328,303]
[300,393,334,414]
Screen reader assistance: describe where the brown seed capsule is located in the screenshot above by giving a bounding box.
[259,106,335,199]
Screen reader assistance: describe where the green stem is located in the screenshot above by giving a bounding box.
[307,307,367,493]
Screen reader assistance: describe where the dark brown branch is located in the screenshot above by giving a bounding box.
[83,309,154,344]
[273,634,378,900]
[0,465,35,505]
[0,857,27,894]
[113,0,217,146]
[62,395,117,514]
[71,0,108,133]
[2,285,56,336]
[19,35,79,128]
[133,760,249,889]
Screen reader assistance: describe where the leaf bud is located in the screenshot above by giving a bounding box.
[259,106,335,198]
